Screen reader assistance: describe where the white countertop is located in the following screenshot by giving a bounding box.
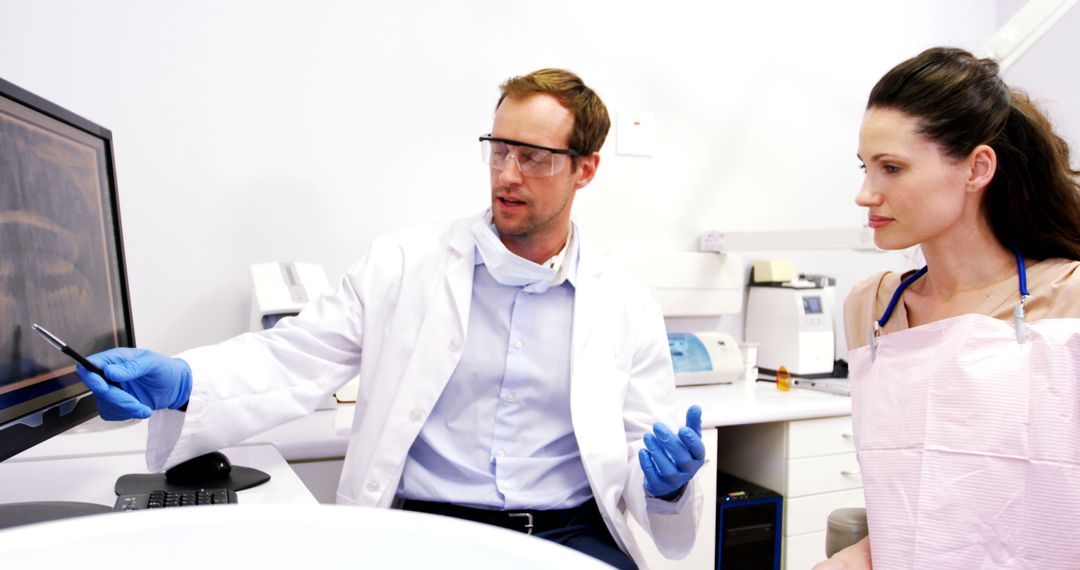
[256,380,852,461]
[10,381,851,464]
[0,443,316,507]
[677,380,851,427]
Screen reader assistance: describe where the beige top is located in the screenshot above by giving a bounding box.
[844,258,1080,350]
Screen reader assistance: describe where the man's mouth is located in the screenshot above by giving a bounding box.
[497,196,526,207]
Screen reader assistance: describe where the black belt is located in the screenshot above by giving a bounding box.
[399,497,600,536]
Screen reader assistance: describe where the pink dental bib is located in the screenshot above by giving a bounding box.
[849,313,1080,568]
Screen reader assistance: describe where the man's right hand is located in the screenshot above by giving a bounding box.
[76,348,192,421]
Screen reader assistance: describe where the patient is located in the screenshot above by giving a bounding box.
[816,47,1080,568]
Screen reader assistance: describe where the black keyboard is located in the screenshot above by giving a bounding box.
[114,488,237,511]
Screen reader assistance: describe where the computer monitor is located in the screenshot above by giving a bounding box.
[0,76,134,465]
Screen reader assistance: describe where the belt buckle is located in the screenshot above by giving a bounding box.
[507,512,534,535]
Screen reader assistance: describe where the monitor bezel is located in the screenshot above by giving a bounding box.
[0,76,136,461]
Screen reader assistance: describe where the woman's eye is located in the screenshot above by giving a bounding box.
[883,164,900,174]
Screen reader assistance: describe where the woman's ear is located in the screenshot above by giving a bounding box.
[966,144,997,193]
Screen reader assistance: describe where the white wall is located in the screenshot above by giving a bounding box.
[0,1,999,354]
[997,0,1080,168]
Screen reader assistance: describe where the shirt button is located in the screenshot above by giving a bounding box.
[502,482,512,491]
[513,340,523,349]
[496,449,506,458]
[449,338,462,352]
[410,409,423,422]
[365,480,379,492]
[504,393,515,403]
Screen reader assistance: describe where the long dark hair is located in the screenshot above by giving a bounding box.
[868,47,1080,261]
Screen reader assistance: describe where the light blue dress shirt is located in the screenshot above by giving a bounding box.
[396,238,592,510]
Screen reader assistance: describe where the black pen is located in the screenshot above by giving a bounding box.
[32,323,122,389]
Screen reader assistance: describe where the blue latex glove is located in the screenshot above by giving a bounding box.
[638,405,705,500]
[75,347,192,421]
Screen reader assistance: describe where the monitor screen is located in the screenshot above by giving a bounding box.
[801,295,823,315]
[0,77,134,462]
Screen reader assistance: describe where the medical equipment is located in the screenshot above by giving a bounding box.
[668,332,745,386]
[745,270,836,378]
[249,261,331,332]
[0,76,136,528]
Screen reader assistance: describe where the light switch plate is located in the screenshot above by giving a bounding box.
[616,110,655,157]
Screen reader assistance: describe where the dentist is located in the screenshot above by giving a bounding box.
[78,68,703,569]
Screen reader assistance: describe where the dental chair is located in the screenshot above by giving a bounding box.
[825,508,868,557]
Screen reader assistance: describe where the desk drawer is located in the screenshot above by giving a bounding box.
[784,488,865,536]
[784,530,827,570]
[786,452,862,497]
[787,416,855,459]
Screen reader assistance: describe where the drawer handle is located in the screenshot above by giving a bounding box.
[841,469,861,477]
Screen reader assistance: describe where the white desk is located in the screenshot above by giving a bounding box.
[677,380,851,427]
[0,424,316,508]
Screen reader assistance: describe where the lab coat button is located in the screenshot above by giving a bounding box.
[366,480,379,492]
[504,393,515,403]
[513,340,523,349]
[449,339,462,352]
[410,409,423,422]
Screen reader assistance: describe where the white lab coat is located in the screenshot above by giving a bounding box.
[146,212,702,564]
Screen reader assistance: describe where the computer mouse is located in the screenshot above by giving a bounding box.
[164,451,232,485]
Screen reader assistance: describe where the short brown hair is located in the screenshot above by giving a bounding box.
[497,68,611,157]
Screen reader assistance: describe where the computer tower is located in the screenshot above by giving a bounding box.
[716,473,783,570]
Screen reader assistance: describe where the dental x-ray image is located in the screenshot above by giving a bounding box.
[0,96,125,401]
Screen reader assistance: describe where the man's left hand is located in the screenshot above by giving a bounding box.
[638,405,705,500]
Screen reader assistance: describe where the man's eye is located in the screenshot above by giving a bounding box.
[522,151,548,164]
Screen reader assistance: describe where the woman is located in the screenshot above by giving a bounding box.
[817,47,1080,569]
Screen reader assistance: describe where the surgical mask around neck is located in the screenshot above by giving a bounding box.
[471,219,558,287]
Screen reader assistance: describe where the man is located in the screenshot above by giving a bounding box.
[80,69,704,569]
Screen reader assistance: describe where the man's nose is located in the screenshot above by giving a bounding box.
[499,154,524,185]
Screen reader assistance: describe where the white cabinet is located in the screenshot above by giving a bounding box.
[628,427,718,570]
[713,416,864,569]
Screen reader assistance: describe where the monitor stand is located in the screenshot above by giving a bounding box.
[0,501,112,531]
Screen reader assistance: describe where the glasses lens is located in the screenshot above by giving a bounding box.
[516,147,556,177]
[480,139,504,170]
[481,139,567,177]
